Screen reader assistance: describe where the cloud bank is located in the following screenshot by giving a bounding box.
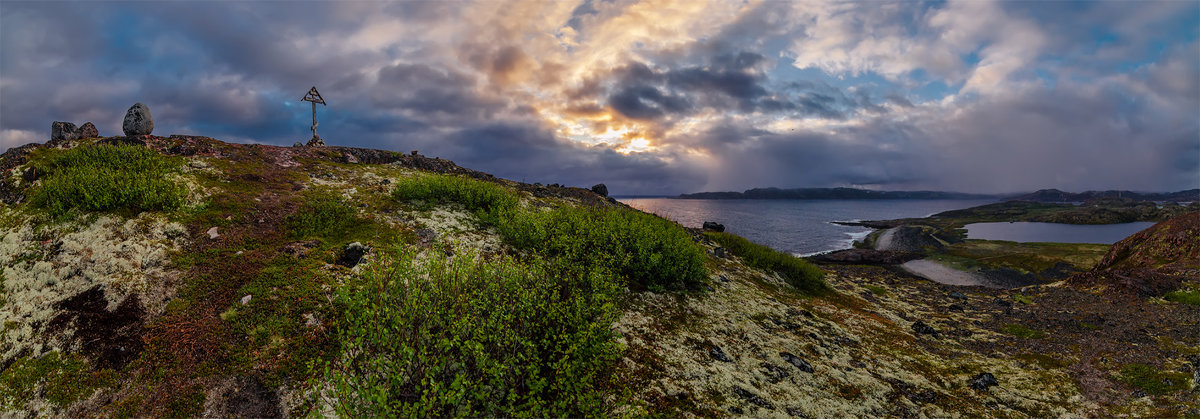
[2,0,1196,195]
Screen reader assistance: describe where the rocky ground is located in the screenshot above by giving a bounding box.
[1,135,1197,417]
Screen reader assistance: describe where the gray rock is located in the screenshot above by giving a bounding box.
[122,103,154,136]
[206,227,219,239]
[293,142,304,147]
[306,136,325,147]
[240,295,252,305]
[911,320,939,337]
[78,122,99,138]
[51,121,78,141]
[732,386,774,410]
[713,247,726,258]
[709,345,732,362]
[590,183,608,197]
[780,352,814,373]
[702,221,725,232]
[338,242,368,267]
[968,372,998,391]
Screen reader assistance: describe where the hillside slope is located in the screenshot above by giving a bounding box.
[1,135,1197,417]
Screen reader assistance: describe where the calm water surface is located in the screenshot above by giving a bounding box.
[619,198,995,255]
[964,222,1155,244]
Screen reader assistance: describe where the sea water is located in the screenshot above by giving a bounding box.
[963,221,1156,244]
[619,198,996,255]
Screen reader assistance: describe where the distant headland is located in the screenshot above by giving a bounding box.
[676,187,1199,202]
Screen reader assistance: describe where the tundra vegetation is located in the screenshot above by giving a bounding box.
[0,137,1196,417]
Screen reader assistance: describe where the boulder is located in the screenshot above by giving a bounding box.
[590,183,608,197]
[968,372,998,391]
[292,142,304,148]
[702,221,725,232]
[51,121,78,141]
[911,320,939,336]
[338,242,368,267]
[122,103,154,136]
[77,122,99,138]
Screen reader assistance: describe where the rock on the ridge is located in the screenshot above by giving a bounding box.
[590,183,608,197]
[292,142,304,147]
[122,103,154,136]
[51,121,78,141]
[78,122,99,138]
[306,136,325,147]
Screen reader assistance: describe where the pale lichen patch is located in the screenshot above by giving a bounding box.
[0,213,187,363]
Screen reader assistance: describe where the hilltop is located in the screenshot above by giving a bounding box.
[1,135,1197,417]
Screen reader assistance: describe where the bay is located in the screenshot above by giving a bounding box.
[619,198,995,255]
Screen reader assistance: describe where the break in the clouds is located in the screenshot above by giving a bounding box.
[2,0,1197,195]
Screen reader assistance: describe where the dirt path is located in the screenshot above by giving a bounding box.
[899,259,991,287]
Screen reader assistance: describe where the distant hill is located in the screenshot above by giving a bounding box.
[1010,188,1199,203]
[677,187,998,200]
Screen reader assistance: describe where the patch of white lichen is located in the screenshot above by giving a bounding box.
[0,213,187,364]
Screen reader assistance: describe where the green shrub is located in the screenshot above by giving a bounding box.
[29,144,184,216]
[318,247,620,417]
[1116,363,1191,395]
[498,206,708,291]
[1164,289,1200,306]
[285,190,364,239]
[1001,324,1045,339]
[392,174,517,221]
[705,232,828,295]
[392,174,707,291]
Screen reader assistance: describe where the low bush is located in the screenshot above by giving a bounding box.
[391,174,517,221]
[286,190,364,239]
[392,174,707,291]
[498,206,708,291]
[318,247,620,417]
[705,232,828,295]
[29,144,185,216]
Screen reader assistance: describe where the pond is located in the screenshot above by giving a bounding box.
[963,221,1156,244]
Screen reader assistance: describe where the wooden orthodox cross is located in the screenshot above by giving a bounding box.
[301,86,326,141]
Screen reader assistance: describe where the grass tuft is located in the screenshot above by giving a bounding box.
[29,144,184,216]
[705,232,828,295]
[317,247,621,417]
[1164,288,1200,306]
[1116,363,1191,395]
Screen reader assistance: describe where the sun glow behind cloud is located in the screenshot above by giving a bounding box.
[1,0,1196,195]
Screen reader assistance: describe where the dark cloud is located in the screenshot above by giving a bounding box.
[1,1,1196,195]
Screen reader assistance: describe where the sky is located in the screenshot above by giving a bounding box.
[1,0,1197,195]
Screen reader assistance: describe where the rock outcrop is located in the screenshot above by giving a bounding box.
[77,122,99,138]
[122,102,154,136]
[51,121,78,140]
[591,183,608,197]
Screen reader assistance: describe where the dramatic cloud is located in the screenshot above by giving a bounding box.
[2,0,1196,195]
